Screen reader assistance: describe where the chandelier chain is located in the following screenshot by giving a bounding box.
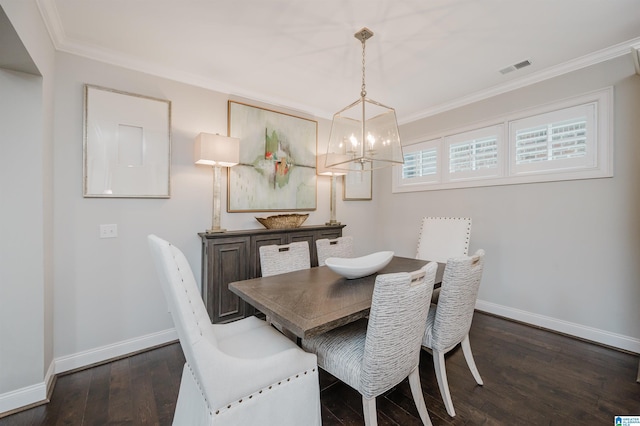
[361,37,367,98]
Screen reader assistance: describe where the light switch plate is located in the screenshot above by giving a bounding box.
[99,224,118,238]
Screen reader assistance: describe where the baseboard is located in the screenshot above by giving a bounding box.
[476,299,640,354]
[0,380,46,417]
[54,328,178,375]
[0,356,55,417]
[44,359,55,400]
[1,329,178,416]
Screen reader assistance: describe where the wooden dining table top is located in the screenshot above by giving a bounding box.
[229,256,445,339]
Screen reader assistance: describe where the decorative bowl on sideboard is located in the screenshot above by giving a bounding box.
[255,213,309,229]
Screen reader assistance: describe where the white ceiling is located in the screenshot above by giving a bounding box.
[37,0,640,123]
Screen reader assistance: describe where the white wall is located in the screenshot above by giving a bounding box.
[51,52,378,368]
[378,55,640,351]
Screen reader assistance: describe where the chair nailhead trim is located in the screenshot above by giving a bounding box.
[213,368,317,416]
[171,250,205,337]
[186,364,214,418]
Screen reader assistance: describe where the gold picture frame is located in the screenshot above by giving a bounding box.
[227,101,317,211]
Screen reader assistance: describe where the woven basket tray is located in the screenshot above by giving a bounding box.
[255,214,309,229]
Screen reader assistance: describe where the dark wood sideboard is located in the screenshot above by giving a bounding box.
[199,224,346,324]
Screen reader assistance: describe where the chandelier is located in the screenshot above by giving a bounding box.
[325,27,403,171]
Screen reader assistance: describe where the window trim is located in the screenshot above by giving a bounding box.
[392,87,613,193]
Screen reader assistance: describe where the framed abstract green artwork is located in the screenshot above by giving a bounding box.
[227,101,317,212]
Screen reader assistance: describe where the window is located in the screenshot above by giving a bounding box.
[514,119,587,164]
[450,136,498,172]
[400,139,440,185]
[509,103,596,176]
[392,87,612,193]
[402,148,437,179]
[444,125,503,181]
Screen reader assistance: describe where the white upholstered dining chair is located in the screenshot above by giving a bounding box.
[303,262,438,426]
[416,216,472,303]
[148,235,321,426]
[416,217,472,262]
[421,249,485,417]
[316,236,353,266]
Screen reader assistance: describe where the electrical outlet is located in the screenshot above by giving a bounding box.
[99,224,118,239]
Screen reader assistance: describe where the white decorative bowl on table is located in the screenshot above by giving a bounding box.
[324,251,394,279]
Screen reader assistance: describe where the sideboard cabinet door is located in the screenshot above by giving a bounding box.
[200,224,345,323]
[202,236,250,323]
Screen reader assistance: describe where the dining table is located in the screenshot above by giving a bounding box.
[229,256,445,340]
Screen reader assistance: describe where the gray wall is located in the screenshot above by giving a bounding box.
[0,69,44,394]
[51,52,379,369]
[378,55,640,351]
[0,0,55,409]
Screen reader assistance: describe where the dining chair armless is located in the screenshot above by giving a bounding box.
[303,262,439,426]
[148,235,321,426]
[416,216,472,303]
[259,241,311,277]
[316,236,354,266]
[421,249,485,417]
[258,241,311,331]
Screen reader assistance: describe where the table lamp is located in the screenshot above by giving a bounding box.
[195,133,240,233]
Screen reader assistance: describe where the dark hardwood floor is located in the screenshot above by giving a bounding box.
[2,312,638,425]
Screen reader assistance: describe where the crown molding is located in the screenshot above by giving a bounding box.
[36,0,65,50]
[400,36,640,124]
[35,0,640,123]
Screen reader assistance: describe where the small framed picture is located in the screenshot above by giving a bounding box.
[343,168,372,200]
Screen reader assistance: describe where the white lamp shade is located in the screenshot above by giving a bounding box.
[195,133,240,167]
[317,153,348,176]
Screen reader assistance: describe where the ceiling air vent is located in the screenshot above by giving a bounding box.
[499,59,532,75]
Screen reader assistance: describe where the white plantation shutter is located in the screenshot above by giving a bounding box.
[449,136,498,173]
[403,148,437,179]
[515,118,587,164]
[444,125,503,181]
[510,102,596,175]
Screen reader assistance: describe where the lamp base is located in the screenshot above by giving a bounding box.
[325,220,341,226]
[206,227,226,234]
